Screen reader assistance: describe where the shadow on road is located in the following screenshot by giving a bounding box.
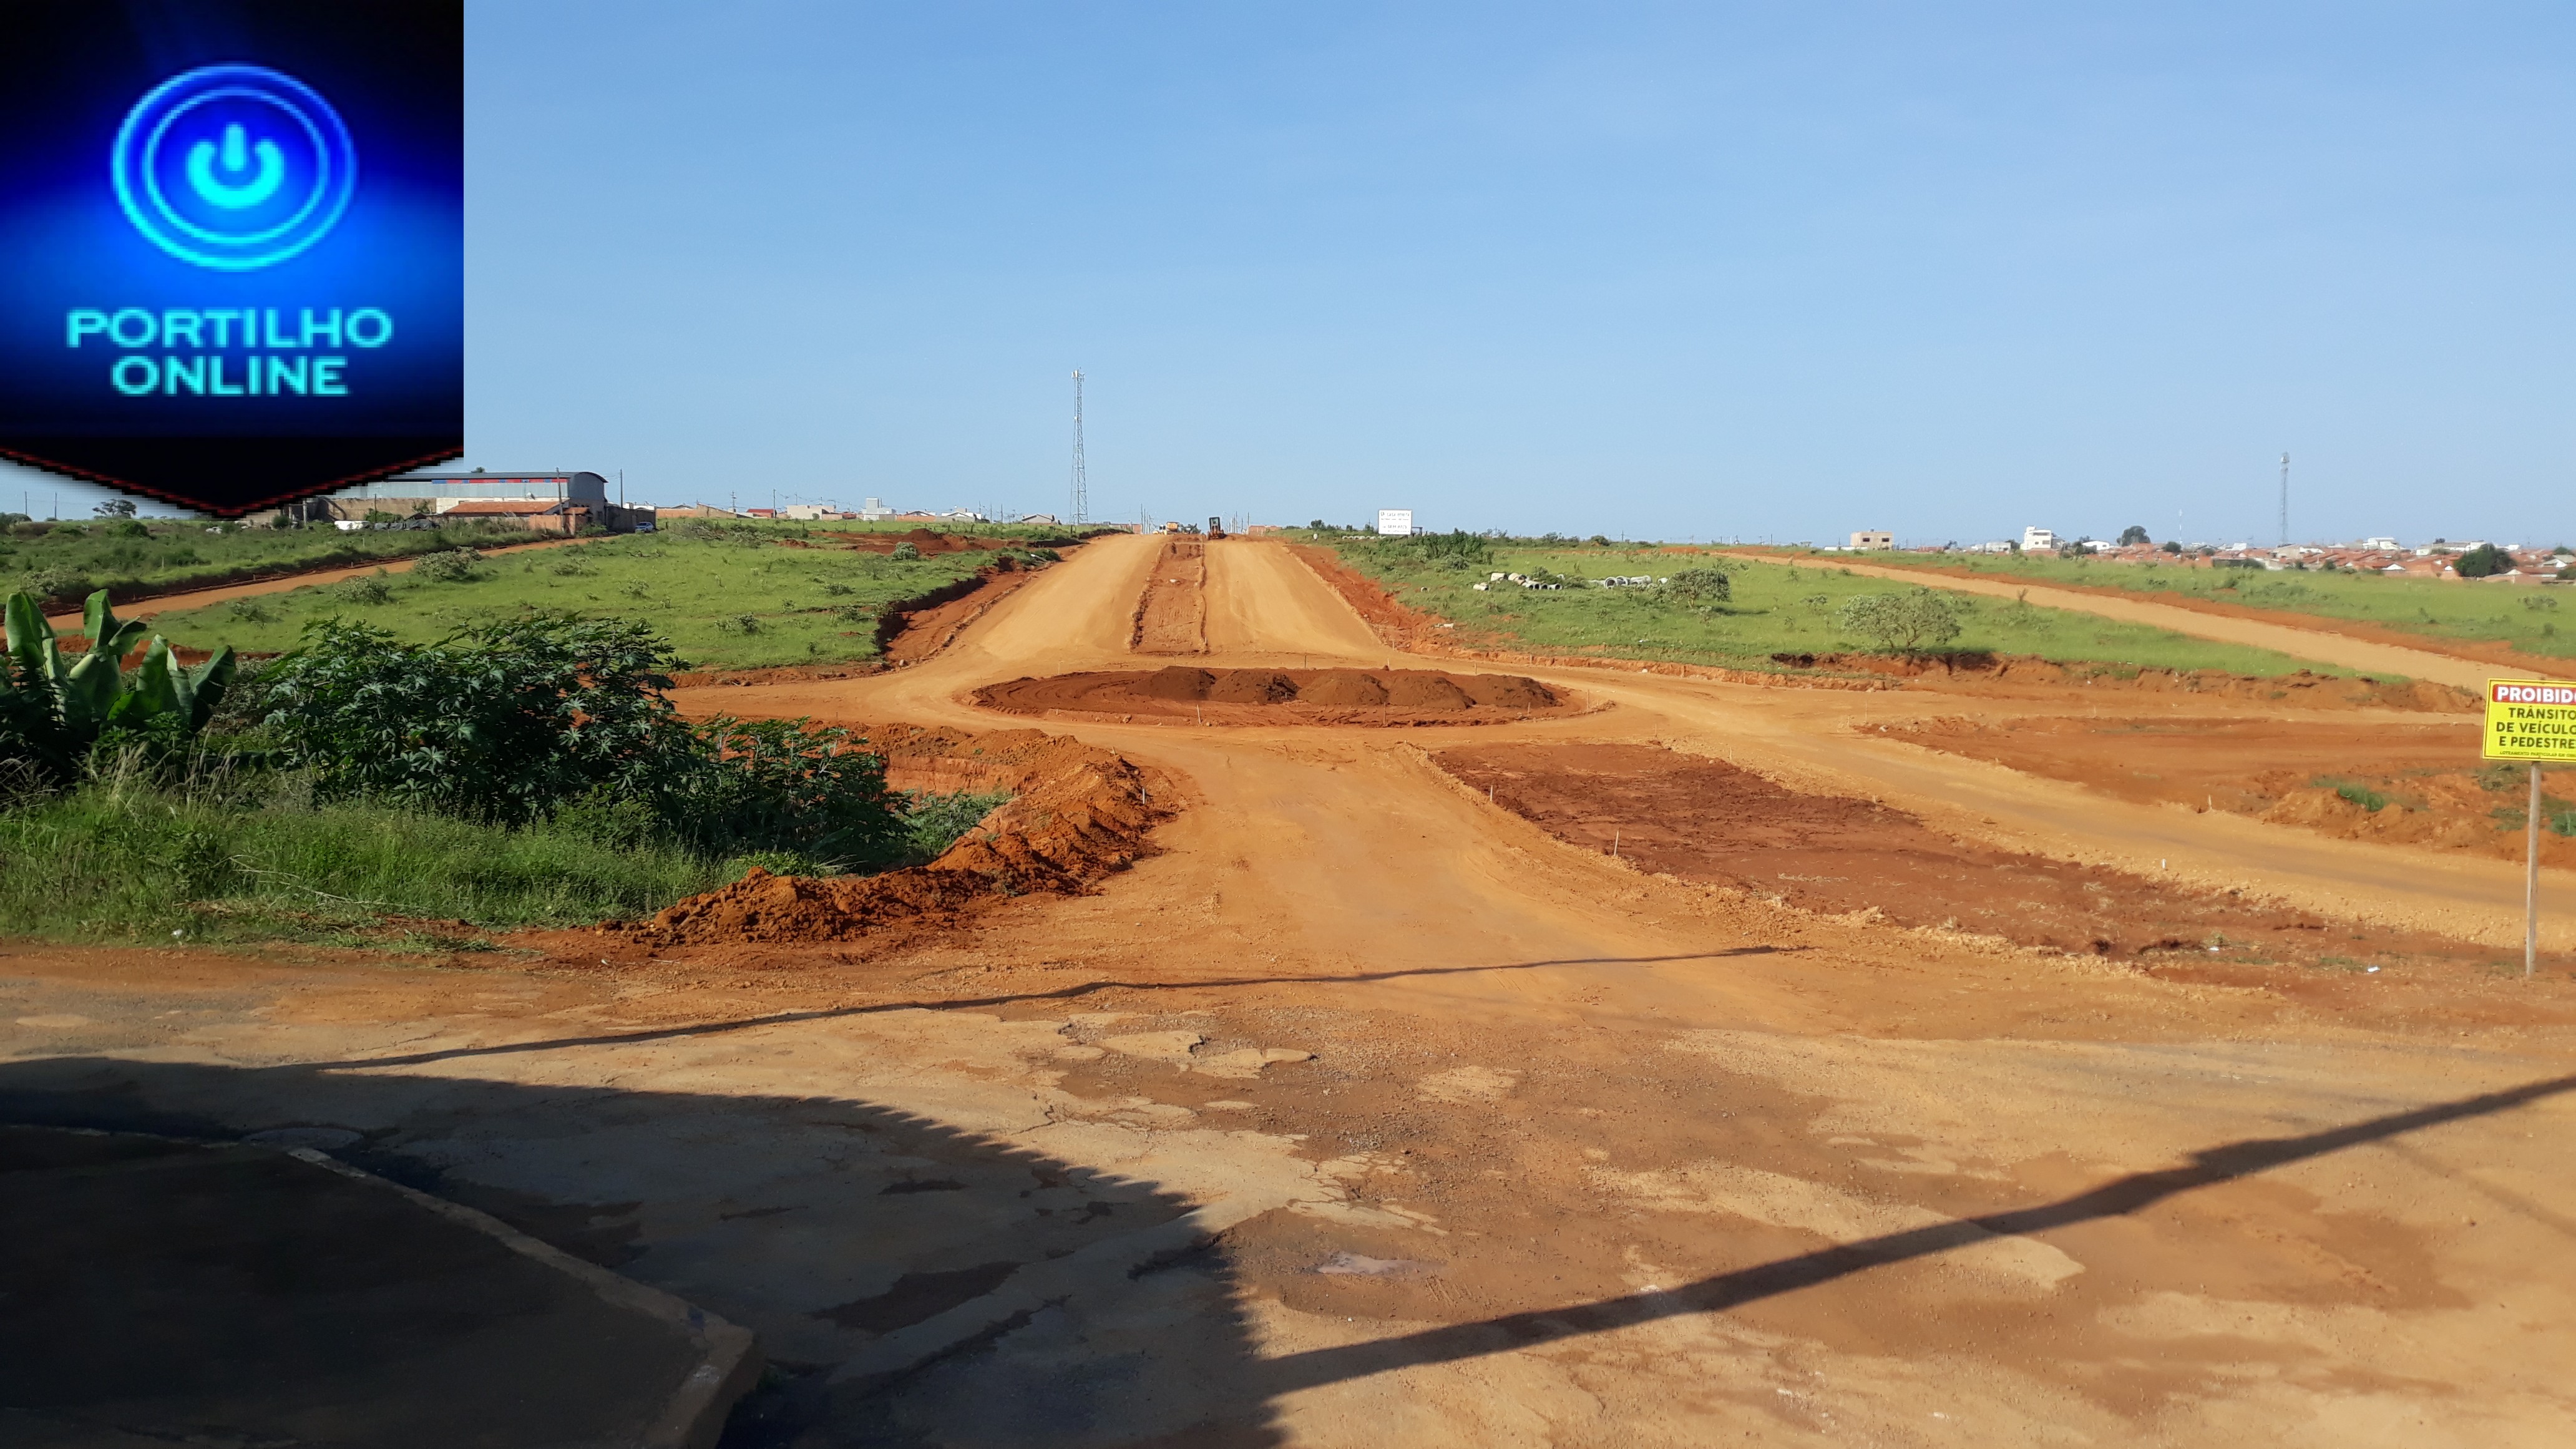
[5,1043,2564,1442]
[0,1053,1281,1448]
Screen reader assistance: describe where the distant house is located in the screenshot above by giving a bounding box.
[857,497,895,522]
[2022,526,2057,552]
[1848,530,1893,550]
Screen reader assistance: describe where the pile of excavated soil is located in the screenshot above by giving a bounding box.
[1131,538,1206,655]
[1890,715,2575,867]
[975,667,1573,726]
[1435,741,2525,975]
[613,724,1171,947]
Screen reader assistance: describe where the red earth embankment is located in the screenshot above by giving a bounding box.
[613,723,1172,948]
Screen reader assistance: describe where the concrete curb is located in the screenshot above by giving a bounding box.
[285,1147,763,1449]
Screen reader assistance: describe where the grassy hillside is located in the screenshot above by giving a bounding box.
[1,515,549,608]
[1325,535,2349,678]
[1786,549,2576,660]
[144,525,1039,668]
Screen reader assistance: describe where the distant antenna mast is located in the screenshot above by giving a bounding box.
[1070,370,1088,525]
[2279,452,2289,548]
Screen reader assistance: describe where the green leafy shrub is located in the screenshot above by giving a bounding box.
[254,615,902,864]
[678,716,903,866]
[1659,567,1732,607]
[892,541,923,561]
[897,789,1008,864]
[339,573,395,606]
[411,548,484,583]
[1838,590,1964,653]
[1395,530,1495,571]
[21,568,97,610]
[256,616,701,826]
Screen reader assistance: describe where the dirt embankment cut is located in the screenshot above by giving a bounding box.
[975,666,1573,726]
[671,550,1080,686]
[877,559,1055,666]
[1130,537,1206,655]
[614,723,1173,948]
[1890,715,2576,867]
[1434,741,2544,982]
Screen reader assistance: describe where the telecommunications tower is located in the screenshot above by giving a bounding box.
[2279,452,2289,548]
[1070,371,1089,525]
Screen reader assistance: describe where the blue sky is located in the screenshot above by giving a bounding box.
[24,2,2575,546]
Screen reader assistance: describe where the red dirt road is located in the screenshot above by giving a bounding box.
[12,533,2575,1445]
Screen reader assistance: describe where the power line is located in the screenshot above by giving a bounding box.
[1070,370,1088,525]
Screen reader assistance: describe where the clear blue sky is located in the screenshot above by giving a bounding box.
[21,2,2574,547]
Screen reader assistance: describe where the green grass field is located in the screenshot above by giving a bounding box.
[1777,549,2576,660]
[0,514,551,608]
[1328,536,2347,677]
[143,525,1033,669]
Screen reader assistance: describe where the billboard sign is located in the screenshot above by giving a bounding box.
[0,1,462,516]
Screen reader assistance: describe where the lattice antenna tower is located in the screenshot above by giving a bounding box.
[2279,452,2290,548]
[1070,370,1089,525]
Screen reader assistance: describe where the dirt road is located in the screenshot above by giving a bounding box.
[10,532,2574,1446]
[1722,550,2503,689]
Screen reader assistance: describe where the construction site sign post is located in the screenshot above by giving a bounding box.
[2483,680,2576,977]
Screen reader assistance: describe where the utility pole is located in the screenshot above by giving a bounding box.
[2279,452,2290,549]
[1070,370,1088,525]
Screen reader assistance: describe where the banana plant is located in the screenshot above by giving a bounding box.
[0,589,235,779]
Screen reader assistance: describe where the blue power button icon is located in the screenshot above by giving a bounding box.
[112,65,357,271]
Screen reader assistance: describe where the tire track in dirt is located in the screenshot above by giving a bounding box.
[1129,536,1207,655]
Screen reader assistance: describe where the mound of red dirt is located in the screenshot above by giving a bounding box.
[1300,670,1388,706]
[1207,671,1297,704]
[1141,666,1217,700]
[612,724,1171,947]
[973,668,1573,727]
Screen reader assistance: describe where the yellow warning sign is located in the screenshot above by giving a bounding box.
[2483,679,2576,761]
